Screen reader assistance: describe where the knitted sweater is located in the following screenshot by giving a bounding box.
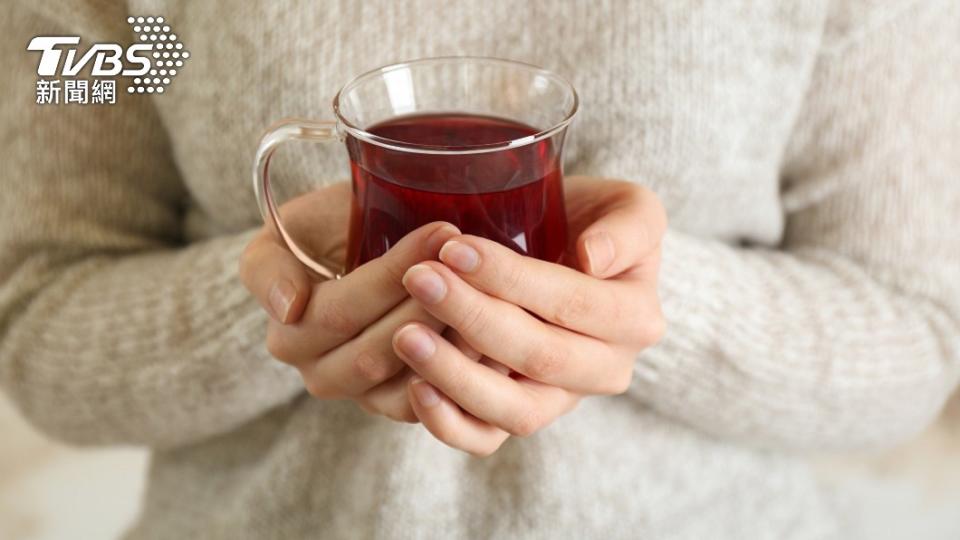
[1,1,958,538]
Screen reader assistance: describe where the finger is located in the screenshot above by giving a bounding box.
[394,324,575,436]
[303,298,444,395]
[443,328,482,360]
[575,183,667,279]
[356,371,419,423]
[265,222,459,363]
[407,377,510,457]
[480,358,513,376]
[239,229,313,324]
[437,237,662,344]
[402,262,642,392]
[444,328,511,375]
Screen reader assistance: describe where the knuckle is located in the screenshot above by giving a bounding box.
[621,291,666,348]
[310,296,360,338]
[629,183,655,203]
[604,288,627,322]
[496,255,527,296]
[602,363,635,395]
[396,407,420,424]
[428,419,458,444]
[444,361,472,398]
[355,399,378,415]
[349,351,393,386]
[379,401,419,423]
[468,440,502,458]
[508,406,544,437]
[265,326,297,363]
[646,313,668,346]
[629,183,655,201]
[635,307,667,347]
[638,188,668,239]
[238,240,262,288]
[522,342,566,381]
[624,185,647,210]
[378,255,408,288]
[395,408,420,424]
[635,223,654,257]
[356,399,381,415]
[301,368,337,400]
[647,190,669,231]
[553,286,593,328]
[457,303,489,337]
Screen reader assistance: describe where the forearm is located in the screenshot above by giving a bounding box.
[0,231,303,448]
[631,230,960,451]
[631,1,960,452]
[0,4,308,448]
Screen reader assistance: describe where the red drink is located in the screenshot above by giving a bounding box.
[344,113,568,271]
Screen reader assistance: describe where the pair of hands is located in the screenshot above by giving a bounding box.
[239,176,666,456]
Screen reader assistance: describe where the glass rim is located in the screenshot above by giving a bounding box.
[332,56,579,155]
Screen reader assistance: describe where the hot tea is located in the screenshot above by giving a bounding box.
[344,113,568,271]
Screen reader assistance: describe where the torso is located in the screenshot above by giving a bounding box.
[127,2,839,538]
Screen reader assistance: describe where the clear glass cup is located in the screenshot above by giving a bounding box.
[254,56,578,279]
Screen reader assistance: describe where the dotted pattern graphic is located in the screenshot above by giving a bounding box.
[125,16,190,94]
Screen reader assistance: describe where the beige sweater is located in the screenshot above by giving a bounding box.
[2,1,959,538]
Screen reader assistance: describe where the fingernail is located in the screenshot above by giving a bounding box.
[584,232,615,276]
[395,324,437,362]
[268,279,296,323]
[402,264,447,304]
[410,376,440,407]
[439,241,479,273]
[426,223,461,254]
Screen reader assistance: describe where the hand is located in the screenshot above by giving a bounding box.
[391,176,667,455]
[239,182,460,422]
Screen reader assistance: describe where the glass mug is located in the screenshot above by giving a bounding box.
[253,56,578,280]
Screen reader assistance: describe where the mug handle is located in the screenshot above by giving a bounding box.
[253,118,343,280]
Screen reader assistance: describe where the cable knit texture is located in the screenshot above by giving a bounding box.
[1,1,958,539]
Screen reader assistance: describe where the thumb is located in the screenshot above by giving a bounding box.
[576,185,666,279]
[239,230,314,324]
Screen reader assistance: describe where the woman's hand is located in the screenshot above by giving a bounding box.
[239,182,460,422]
[391,177,667,456]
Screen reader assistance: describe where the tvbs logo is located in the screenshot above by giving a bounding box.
[28,16,189,104]
[28,37,153,77]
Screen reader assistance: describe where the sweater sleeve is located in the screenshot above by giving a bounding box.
[632,1,960,451]
[0,3,302,448]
